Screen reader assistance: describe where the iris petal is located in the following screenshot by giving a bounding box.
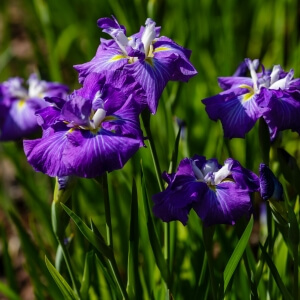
[74,48,128,84]
[193,182,252,226]
[23,125,70,177]
[124,58,172,114]
[65,129,141,178]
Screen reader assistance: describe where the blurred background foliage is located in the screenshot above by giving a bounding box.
[0,0,299,299]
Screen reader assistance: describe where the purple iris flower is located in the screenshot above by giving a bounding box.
[0,74,69,141]
[74,16,197,114]
[152,155,259,226]
[23,71,145,178]
[202,58,300,140]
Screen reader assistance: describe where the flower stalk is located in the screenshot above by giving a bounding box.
[51,176,80,298]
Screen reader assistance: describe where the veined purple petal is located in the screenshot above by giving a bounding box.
[77,71,146,114]
[65,128,142,178]
[258,88,300,139]
[193,182,253,226]
[23,124,70,177]
[102,95,144,144]
[226,158,260,191]
[124,58,173,114]
[202,92,267,138]
[153,178,207,225]
[218,77,253,90]
[153,37,197,81]
[60,94,92,127]
[74,48,128,84]
[36,106,61,129]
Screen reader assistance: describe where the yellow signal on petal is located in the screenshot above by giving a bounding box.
[154,47,170,52]
[239,84,255,102]
[109,54,127,62]
[17,99,26,108]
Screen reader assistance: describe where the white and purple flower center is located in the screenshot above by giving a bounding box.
[240,59,294,101]
[192,160,232,187]
[4,76,48,108]
[111,18,157,62]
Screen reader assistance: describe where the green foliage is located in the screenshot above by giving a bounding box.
[0,0,299,299]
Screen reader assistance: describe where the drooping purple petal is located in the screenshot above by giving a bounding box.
[153,178,207,225]
[124,58,173,114]
[74,48,128,84]
[226,158,260,192]
[102,95,144,144]
[193,181,253,226]
[64,128,142,178]
[202,92,267,138]
[23,124,70,177]
[153,37,197,81]
[258,88,300,139]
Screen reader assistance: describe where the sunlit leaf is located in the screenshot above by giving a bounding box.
[224,217,253,292]
[45,255,78,300]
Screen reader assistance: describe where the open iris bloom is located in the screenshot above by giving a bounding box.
[23,71,145,178]
[152,155,259,226]
[74,16,197,114]
[202,58,300,140]
[0,74,68,141]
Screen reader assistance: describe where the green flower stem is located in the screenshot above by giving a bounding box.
[164,222,170,273]
[293,247,298,300]
[141,110,171,292]
[51,177,80,298]
[95,174,129,300]
[194,252,208,300]
[141,110,164,192]
[202,225,217,300]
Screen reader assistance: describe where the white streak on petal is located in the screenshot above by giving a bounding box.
[213,162,231,185]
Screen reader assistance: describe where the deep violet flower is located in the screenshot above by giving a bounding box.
[202,58,300,140]
[74,16,197,114]
[23,71,145,178]
[152,155,259,226]
[0,74,69,141]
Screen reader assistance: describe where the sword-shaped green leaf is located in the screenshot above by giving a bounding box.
[224,217,253,293]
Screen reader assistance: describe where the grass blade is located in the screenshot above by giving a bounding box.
[0,281,21,300]
[141,163,170,286]
[224,217,254,293]
[259,243,293,300]
[126,179,142,299]
[45,256,78,300]
[61,203,112,259]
